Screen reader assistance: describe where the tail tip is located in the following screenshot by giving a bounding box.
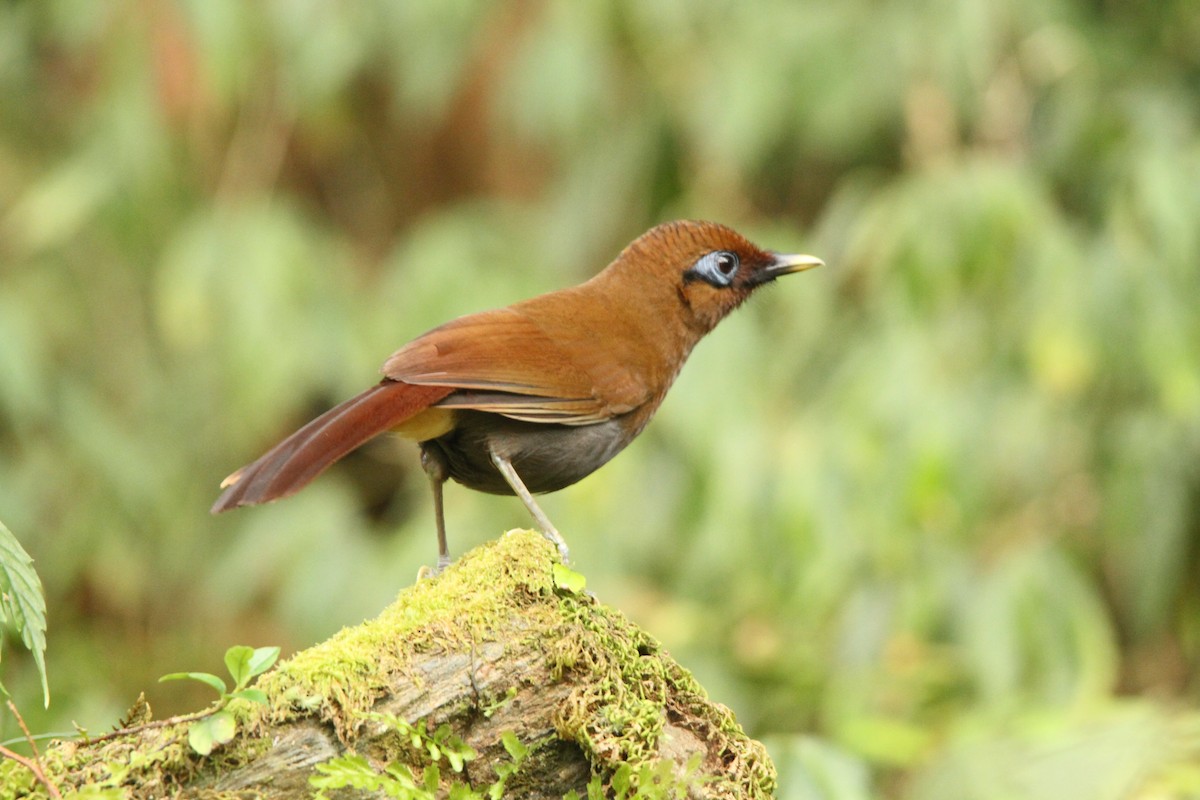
[210,494,236,515]
[211,470,246,515]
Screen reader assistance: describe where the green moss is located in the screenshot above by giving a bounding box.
[0,717,268,799]
[252,529,565,742]
[250,528,774,795]
[547,567,777,798]
[1,529,774,798]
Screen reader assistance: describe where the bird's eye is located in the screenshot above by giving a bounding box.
[688,250,741,287]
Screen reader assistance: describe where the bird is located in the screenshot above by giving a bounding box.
[211,220,822,570]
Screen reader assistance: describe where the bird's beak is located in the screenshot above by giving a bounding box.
[765,252,824,277]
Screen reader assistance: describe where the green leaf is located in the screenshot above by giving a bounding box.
[611,764,632,797]
[423,762,440,793]
[480,687,517,718]
[311,754,376,789]
[224,645,254,687]
[0,519,49,707]
[230,688,269,705]
[247,646,281,679]
[188,719,214,756]
[500,730,529,763]
[552,563,586,594]
[159,671,228,695]
[380,761,420,792]
[208,710,237,745]
[486,731,528,798]
[431,723,476,771]
[187,710,238,756]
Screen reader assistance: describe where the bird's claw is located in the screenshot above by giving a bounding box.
[540,527,571,565]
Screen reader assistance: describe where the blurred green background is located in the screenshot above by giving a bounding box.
[2,1,1199,797]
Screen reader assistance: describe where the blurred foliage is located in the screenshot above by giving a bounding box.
[0,0,1198,797]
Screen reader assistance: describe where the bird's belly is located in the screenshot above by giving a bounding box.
[422,412,635,495]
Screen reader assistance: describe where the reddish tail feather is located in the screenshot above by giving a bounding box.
[211,380,453,513]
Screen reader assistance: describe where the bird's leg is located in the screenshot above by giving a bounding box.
[489,449,571,564]
[420,446,452,573]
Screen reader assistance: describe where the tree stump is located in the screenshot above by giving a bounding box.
[2,530,776,799]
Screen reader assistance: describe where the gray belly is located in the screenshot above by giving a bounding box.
[421,411,634,495]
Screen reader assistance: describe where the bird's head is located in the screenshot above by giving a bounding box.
[608,220,823,334]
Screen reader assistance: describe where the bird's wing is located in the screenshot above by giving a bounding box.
[381,307,648,425]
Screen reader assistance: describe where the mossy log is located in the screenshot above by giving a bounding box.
[3,530,776,799]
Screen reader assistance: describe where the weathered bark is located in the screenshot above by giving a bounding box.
[5,531,775,799]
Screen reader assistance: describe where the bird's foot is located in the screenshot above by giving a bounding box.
[539,526,571,565]
[416,554,453,580]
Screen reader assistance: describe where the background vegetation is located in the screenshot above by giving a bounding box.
[1,1,1198,797]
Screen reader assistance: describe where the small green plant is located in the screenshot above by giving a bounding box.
[0,519,63,798]
[478,686,518,719]
[0,518,49,707]
[364,711,479,773]
[309,713,529,800]
[488,731,529,798]
[310,753,446,799]
[159,644,280,755]
[564,755,705,800]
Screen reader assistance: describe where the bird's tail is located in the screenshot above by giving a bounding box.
[211,380,453,513]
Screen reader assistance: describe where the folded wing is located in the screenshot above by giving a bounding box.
[383,307,648,425]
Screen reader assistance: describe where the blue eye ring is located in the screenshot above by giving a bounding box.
[688,250,740,287]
